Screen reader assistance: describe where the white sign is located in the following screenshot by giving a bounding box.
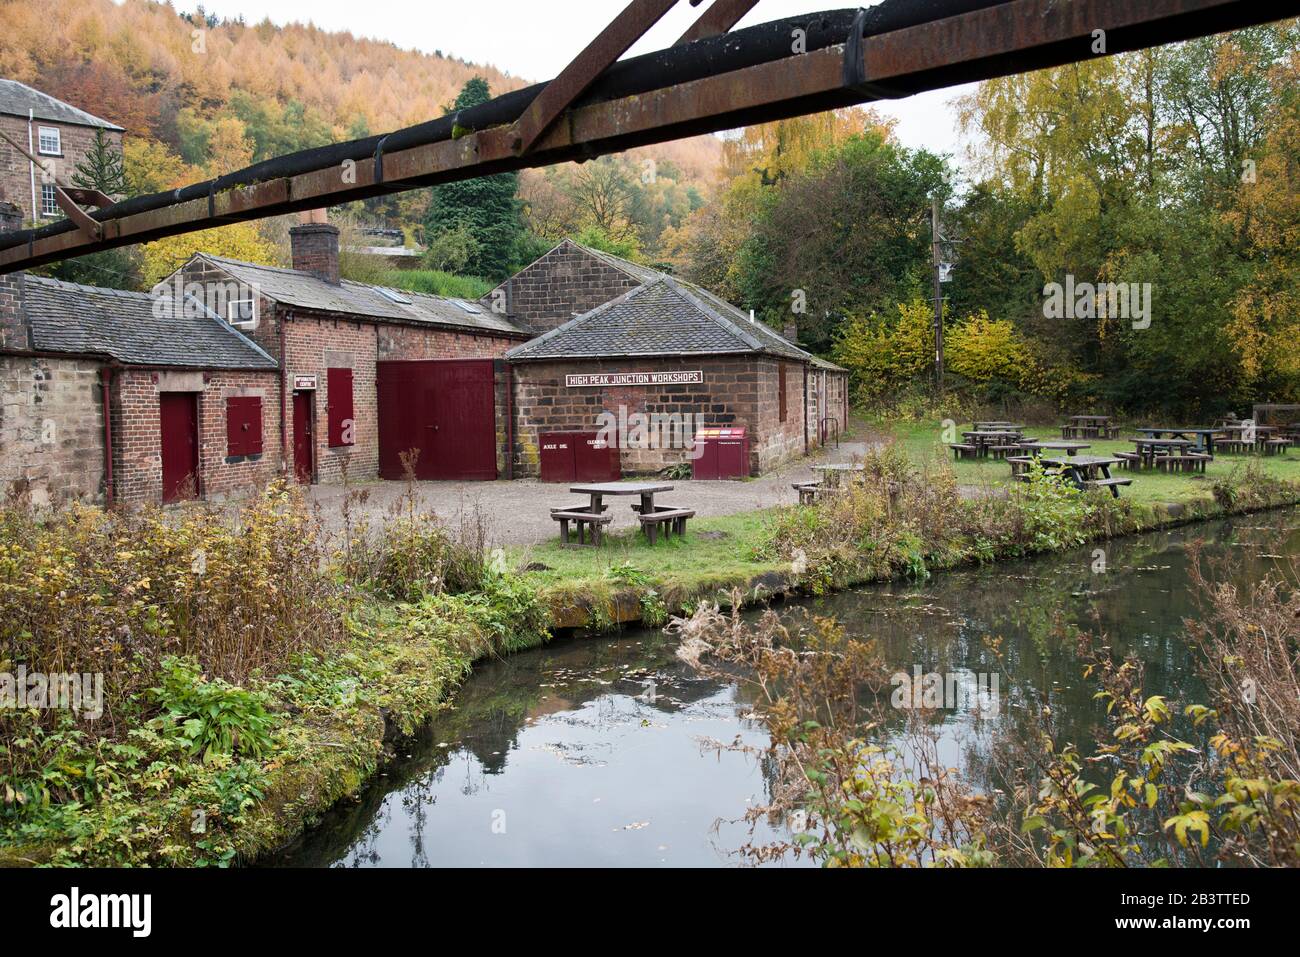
[565,370,703,388]
[294,375,318,390]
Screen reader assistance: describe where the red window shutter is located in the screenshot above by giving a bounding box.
[327,367,355,447]
[225,396,263,456]
[778,363,788,422]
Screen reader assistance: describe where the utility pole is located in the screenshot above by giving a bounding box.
[931,195,944,392]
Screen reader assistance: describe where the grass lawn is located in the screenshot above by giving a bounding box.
[880,417,1300,506]
[508,415,1300,598]
[514,509,782,592]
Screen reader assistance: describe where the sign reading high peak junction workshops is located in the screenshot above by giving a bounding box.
[565,370,704,388]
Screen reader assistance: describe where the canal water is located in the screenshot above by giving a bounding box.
[273,510,1300,867]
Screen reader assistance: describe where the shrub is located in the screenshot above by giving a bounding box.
[150,657,276,762]
[0,482,345,738]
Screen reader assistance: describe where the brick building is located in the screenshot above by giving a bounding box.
[0,80,124,223]
[504,264,849,478]
[1,201,279,506]
[173,221,531,486]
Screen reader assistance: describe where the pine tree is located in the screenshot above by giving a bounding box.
[71,129,128,199]
[423,78,523,280]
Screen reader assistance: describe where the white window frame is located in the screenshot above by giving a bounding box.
[227,298,258,330]
[39,183,60,218]
[37,126,61,156]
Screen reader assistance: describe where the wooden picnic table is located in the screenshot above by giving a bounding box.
[811,463,865,487]
[1062,415,1116,439]
[1130,437,1194,468]
[1040,454,1129,497]
[570,481,674,519]
[1134,427,1221,454]
[1018,440,1091,456]
[974,421,1025,431]
[962,430,1021,457]
[1069,415,1111,423]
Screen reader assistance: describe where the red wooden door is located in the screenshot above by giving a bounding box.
[159,392,199,502]
[377,360,496,480]
[292,391,314,484]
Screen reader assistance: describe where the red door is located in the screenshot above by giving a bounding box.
[159,392,199,502]
[377,360,496,480]
[292,391,314,484]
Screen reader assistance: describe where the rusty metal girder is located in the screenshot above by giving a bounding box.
[513,0,680,155]
[0,0,1294,273]
[676,0,760,45]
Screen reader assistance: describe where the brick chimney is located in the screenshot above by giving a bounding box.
[289,211,340,285]
[783,321,799,344]
[0,201,30,350]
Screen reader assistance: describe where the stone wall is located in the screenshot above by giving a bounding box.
[0,355,104,505]
[511,355,815,477]
[482,241,640,334]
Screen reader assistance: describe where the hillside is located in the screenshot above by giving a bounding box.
[0,0,721,200]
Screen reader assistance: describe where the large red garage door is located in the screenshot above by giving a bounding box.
[377,360,497,480]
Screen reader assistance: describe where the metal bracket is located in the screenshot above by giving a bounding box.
[843,7,907,100]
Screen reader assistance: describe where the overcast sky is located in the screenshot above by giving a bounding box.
[193,0,977,160]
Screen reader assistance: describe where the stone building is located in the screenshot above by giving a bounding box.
[483,238,656,335]
[0,80,124,223]
[505,270,849,478]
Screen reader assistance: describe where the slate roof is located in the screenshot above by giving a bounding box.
[506,275,811,363]
[21,276,277,369]
[192,255,528,337]
[0,79,124,130]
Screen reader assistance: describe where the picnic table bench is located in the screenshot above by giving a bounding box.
[632,505,696,544]
[1130,437,1195,469]
[559,481,694,545]
[961,430,1021,458]
[1062,415,1119,439]
[550,505,612,546]
[1134,427,1221,455]
[1039,454,1131,498]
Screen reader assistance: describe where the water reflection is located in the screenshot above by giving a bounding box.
[273,510,1299,867]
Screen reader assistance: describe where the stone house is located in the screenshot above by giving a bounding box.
[0,199,279,506]
[0,79,124,224]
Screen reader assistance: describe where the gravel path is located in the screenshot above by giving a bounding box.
[306,439,877,546]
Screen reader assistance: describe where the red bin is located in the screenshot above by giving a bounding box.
[691,427,749,480]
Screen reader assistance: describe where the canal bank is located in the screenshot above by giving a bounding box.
[272,510,1300,866]
[3,460,1298,867]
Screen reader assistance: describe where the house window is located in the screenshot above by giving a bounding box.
[327,367,355,447]
[778,363,788,422]
[40,184,60,218]
[37,127,61,155]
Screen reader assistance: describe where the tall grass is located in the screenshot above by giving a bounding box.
[0,481,346,737]
[375,268,492,300]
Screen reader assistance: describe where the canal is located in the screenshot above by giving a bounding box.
[273,510,1300,867]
